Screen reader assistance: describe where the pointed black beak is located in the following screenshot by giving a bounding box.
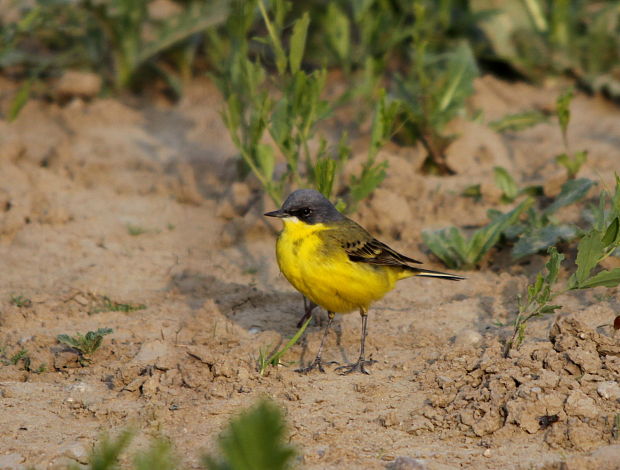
[264,209,286,218]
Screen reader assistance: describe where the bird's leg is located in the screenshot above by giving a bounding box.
[296,296,317,328]
[336,308,377,375]
[296,311,335,373]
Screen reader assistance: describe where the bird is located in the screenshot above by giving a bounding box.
[265,189,464,374]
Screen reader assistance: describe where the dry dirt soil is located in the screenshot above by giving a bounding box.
[0,75,619,470]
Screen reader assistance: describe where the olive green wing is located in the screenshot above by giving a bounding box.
[322,219,422,267]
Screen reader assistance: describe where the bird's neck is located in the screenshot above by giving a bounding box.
[280,218,329,240]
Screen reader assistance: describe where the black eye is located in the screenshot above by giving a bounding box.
[301,208,312,217]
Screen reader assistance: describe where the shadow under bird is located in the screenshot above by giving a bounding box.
[265,189,464,374]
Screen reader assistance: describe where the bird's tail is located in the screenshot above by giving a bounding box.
[401,266,464,281]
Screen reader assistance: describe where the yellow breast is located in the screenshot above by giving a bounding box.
[275,218,399,313]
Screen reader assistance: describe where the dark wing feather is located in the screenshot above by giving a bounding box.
[346,238,422,266]
[323,219,422,266]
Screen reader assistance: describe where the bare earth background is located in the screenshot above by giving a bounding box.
[0,75,619,469]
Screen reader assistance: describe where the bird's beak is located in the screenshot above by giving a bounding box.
[264,209,287,218]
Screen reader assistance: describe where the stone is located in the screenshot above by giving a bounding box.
[55,70,102,98]
[596,381,620,401]
[565,390,598,419]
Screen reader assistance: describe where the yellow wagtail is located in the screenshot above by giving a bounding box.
[265,189,464,374]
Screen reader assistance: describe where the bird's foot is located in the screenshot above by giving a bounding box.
[335,357,376,375]
[296,358,338,374]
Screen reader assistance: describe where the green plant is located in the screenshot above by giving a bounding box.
[57,327,113,364]
[473,1,620,98]
[506,181,620,355]
[89,296,146,315]
[2,0,228,94]
[493,167,519,204]
[203,400,295,470]
[554,88,587,178]
[393,37,478,174]
[489,110,549,133]
[134,439,177,470]
[217,1,397,209]
[10,294,32,308]
[507,177,595,259]
[422,198,532,269]
[489,90,594,259]
[258,315,312,375]
[127,224,149,236]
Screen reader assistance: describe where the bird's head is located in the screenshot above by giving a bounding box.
[264,189,344,225]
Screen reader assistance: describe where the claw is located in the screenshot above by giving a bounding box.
[335,358,376,375]
[296,358,326,374]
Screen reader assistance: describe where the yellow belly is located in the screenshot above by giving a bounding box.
[275,219,400,313]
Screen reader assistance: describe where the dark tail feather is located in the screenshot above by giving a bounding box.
[407,266,464,281]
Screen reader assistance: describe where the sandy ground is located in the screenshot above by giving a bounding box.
[0,75,619,469]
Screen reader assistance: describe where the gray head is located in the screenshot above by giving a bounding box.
[264,189,345,225]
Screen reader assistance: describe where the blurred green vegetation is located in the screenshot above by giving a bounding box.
[5,0,619,148]
[64,400,293,470]
[2,0,620,260]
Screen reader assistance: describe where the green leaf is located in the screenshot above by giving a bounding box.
[256,144,275,180]
[462,184,482,202]
[543,178,595,216]
[578,268,620,289]
[602,217,619,247]
[314,158,336,199]
[8,79,32,122]
[134,439,176,470]
[556,150,587,178]
[324,3,351,63]
[289,12,309,74]
[349,160,387,206]
[422,227,468,269]
[572,231,606,287]
[544,246,564,286]
[88,430,134,470]
[489,110,548,132]
[556,87,574,143]
[528,273,544,301]
[512,224,577,259]
[257,0,287,75]
[57,334,78,349]
[269,97,290,147]
[137,1,229,73]
[540,304,562,314]
[493,167,519,202]
[203,400,295,470]
[467,198,532,266]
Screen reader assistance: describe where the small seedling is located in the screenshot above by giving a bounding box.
[613,414,620,440]
[258,315,312,376]
[422,198,532,269]
[461,184,482,203]
[505,246,564,356]
[89,296,146,315]
[127,224,148,236]
[554,89,588,179]
[393,39,478,174]
[203,399,295,470]
[57,328,113,365]
[10,294,31,308]
[506,196,620,355]
[494,167,519,203]
[489,110,549,133]
[509,177,595,259]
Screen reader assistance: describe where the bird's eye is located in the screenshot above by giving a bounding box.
[301,208,312,217]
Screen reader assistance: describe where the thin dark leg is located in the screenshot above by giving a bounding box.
[296,297,317,328]
[296,311,335,373]
[336,308,376,375]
